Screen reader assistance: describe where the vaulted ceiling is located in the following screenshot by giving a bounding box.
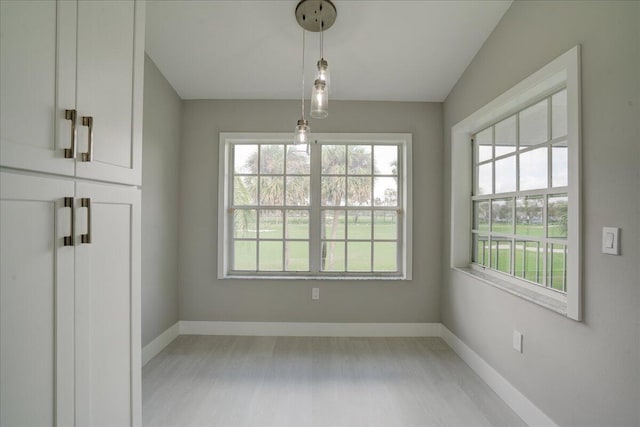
[145,1,512,101]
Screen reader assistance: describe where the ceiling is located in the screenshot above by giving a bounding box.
[145,1,512,102]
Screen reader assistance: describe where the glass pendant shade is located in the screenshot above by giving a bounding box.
[294,118,310,144]
[310,79,328,119]
[316,58,330,88]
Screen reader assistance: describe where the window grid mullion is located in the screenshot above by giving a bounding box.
[370,145,375,272]
[516,111,521,192]
[563,245,567,291]
[344,209,349,270]
[547,97,553,191]
[255,147,262,271]
[543,195,548,288]
[228,148,236,273]
[282,149,288,272]
[252,221,261,266]
[511,196,516,276]
[489,198,493,269]
[282,210,286,271]
[309,141,322,273]
[396,144,403,272]
[343,151,349,271]
[545,97,553,287]
[491,126,496,195]
[520,240,526,278]
[491,125,495,195]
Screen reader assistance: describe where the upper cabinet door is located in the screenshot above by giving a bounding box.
[0,0,77,176]
[75,0,145,186]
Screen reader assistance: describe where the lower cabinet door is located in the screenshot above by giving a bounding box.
[0,172,75,426]
[74,181,141,427]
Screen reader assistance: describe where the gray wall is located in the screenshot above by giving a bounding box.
[178,100,443,322]
[142,55,182,346]
[442,2,639,426]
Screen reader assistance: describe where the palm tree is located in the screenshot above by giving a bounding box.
[233,176,255,238]
[321,145,376,269]
[236,144,378,270]
[243,145,310,206]
[241,145,310,269]
[243,145,282,205]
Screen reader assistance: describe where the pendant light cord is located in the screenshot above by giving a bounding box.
[301,28,305,120]
[320,22,323,59]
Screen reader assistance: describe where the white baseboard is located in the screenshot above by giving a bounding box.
[142,322,180,366]
[143,320,554,426]
[440,325,556,427]
[179,321,441,337]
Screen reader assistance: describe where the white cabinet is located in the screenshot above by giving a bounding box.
[1,1,144,424]
[75,0,145,185]
[0,0,144,186]
[0,173,75,426]
[0,172,142,427]
[75,181,141,427]
[0,0,76,177]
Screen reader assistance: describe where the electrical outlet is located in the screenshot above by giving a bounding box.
[312,287,320,300]
[513,330,523,353]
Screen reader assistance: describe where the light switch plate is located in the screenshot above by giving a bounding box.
[513,330,523,353]
[312,287,320,300]
[602,227,620,255]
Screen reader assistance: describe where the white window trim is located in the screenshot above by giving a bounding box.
[218,132,413,280]
[450,45,582,320]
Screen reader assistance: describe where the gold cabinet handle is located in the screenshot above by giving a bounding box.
[63,197,75,246]
[64,110,77,159]
[80,198,92,244]
[81,116,93,162]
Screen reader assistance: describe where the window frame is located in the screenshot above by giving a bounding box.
[218,132,413,280]
[450,46,582,320]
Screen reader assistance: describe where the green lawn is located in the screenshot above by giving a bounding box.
[476,242,566,291]
[233,218,397,272]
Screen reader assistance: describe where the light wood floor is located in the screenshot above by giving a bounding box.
[143,336,526,427]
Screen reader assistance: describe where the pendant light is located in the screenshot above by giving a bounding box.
[311,25,329,119]
[295,0,336,121]
[294,29,310,145]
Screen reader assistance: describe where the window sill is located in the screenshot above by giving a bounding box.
[222,274,408,281]
[452,266,568,317]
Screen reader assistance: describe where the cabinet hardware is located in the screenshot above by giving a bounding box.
[64,109,77,159]
[81,116,93,162]
[63,197,75,246]
[80,198,92,244]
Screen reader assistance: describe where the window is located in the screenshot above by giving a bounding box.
[472,89,569,293]
[450,46,581,320]
[218,133,412,279]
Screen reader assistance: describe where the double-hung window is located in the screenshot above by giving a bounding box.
[472,89,570,293]
[218,133,412,279]
[450,46,581,320]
